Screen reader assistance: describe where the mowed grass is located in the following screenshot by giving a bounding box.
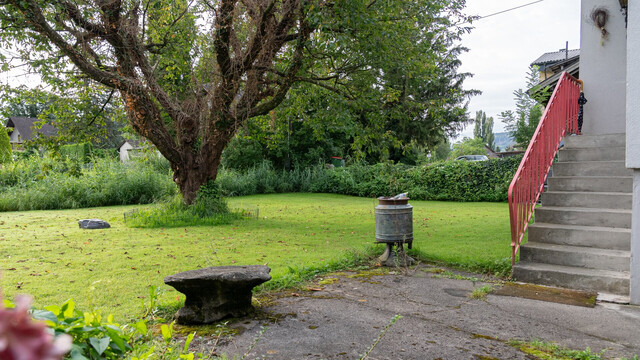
[0,193,510,321]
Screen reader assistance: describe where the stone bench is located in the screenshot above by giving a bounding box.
[164,265,271,324]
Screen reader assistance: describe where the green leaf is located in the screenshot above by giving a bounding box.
[44,305,61,317]
[70,345,90,360]
[183,332,195,353]
[134,320,148,336]
[106,327,127,353]
[61,299,75,318]
[31,309,58,324]
[161,322,174,343]
[89,336,110,356]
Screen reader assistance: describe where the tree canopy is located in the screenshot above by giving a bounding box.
[473,110,494,150]
[500,66,549,149]
[0,0,476,203]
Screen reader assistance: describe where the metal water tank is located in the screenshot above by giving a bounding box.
[375,197,413,249]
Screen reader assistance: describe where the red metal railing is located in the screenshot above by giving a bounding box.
[508,72,581,266]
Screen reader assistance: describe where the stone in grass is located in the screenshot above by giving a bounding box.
[78,219,110,229]
[164,265,271,325]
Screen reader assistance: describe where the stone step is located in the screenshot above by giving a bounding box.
[519,243,630,272]
[563,133,626,148]
[558,147,625,162]
[534,206,632,228]
[513,262,629,295]
[552,161,632,177]
[528,222,631,250]
[540,191,632,209]
[547,176,632,193]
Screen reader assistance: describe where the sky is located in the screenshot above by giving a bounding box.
[456,0,581,140]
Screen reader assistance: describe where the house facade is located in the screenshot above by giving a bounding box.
[570,0,638,303]
[513,0,639,305]
[4,117,57,150]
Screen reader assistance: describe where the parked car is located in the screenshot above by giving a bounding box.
[454,155,488,161]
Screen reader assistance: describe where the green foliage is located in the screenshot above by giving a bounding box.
[218,157,522,202]
[449,137,487,159]
[0,155,176,211]
[473,111,495,150]
[0,126,11,164]
[0,84,127,149]
[508,339,607,360]
[470,285,493,300]
[59,142,94,162]
[124,190,236,229]
[501,66,551,149]
[0,0,478,203]
[30,298,135,359]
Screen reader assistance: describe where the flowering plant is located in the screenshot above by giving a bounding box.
[0,295,71,360]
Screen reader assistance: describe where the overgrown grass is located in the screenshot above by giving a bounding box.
[0,155,176,211]
[0,193,511,321]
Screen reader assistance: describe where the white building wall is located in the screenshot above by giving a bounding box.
[626,0,640,305]
[580,0,627,134]
[119,142,133,162]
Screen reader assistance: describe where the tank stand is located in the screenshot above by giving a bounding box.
[378,242,414,267]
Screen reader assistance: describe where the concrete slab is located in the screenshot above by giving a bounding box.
[194,266,640,359]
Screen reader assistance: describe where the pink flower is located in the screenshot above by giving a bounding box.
[0,295,72,360]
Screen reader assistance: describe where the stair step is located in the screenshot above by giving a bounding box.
[563,133,626,148]
[552,161,632,177]
[513,262,630,295]
[519,243,630,272]
[528,223,630,250]
[547,176,632,193]
[558,147,625,162]
[541,191,632,209]
[535,206,631,228]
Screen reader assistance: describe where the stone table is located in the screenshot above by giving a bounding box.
[164,265,271,324]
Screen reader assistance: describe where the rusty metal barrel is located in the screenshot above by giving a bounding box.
[375,197,413,249]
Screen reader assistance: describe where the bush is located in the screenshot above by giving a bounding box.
[218,157,522,202]
[0,155,177,211]
[124,182,236,228]
[0,127,11,164]
[59,142,93,162]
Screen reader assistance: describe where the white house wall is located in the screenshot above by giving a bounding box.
[119,142,133,162]
[580,0,627,135]
[626,0,639,305]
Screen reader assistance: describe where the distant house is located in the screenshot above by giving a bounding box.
[118,139,144,162]
[530,48,580,100]
[4,117,57,150]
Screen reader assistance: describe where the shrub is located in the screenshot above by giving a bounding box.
[0,156,176,211]
[59,142,93,162]
[0,127,11,164]
[218,157,522,202]
[124,182,237,228]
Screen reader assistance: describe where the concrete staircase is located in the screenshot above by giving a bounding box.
[513,133,631,296]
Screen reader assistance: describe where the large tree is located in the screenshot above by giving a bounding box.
[473,110,494,150]
[0,0,473,203]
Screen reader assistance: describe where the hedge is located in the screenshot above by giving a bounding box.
[218,156,522,202]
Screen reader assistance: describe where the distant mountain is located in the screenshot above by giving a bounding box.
[493,132,516,151]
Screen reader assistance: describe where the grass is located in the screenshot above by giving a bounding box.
[0,193,511,321]
[508,339,607,360]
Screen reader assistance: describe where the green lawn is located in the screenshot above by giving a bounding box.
[0,193,511,321]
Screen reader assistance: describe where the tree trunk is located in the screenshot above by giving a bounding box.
[171,134,228,205]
